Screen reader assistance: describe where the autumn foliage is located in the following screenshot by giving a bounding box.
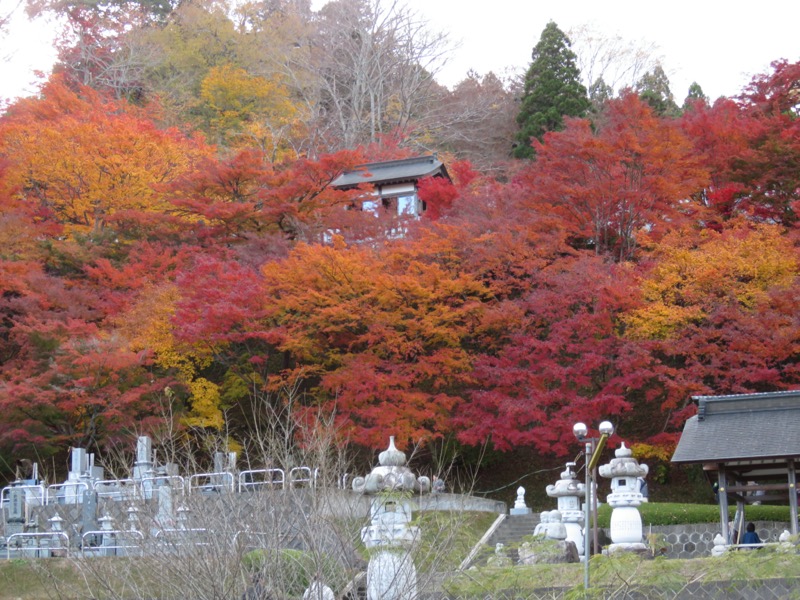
[2,55,800,480]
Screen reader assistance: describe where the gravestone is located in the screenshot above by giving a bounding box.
[6,487,25,536]
[82,488,99,540]
[156,485,174,528]
[133,436,153,481]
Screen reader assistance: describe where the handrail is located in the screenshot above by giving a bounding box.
[154,528,209,537]
[188,471,234,494]
[1,483,46,509]
[233,530,273,549]
[6,532,70,558]
[93,478,137,499]
[154,528,211,547]
[458,513,506,571]
[46,481,89,505]
[81,529,144,556]
[238,468,285,492]
[140,475,186,497]
[289,466,318,488]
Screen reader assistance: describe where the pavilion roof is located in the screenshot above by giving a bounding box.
[331,155,450,189]
[671,390,800,464]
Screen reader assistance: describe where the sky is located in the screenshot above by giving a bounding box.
[1,0,799,104]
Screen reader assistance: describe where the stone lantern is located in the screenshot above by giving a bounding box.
[361,497,419,600]
[545,462,586,557]
[598,442,648,552]
[351,437,431,494]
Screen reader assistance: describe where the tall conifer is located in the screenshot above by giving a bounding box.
[513,21,589,159]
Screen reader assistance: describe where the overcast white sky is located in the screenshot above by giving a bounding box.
[2,0,799,104]
[418,0,800,101]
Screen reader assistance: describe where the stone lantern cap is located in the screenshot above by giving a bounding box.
[352,437,432,494]
[546,462,585,498]
[598,442,649,479]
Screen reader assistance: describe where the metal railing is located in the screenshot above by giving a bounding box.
[188,472,234,494]
[93,478,137,500]
[46,481,90,505]
[232,530,274,551]
[238,468,285,492]
[6,532,70,558]
[289,467,318,488]
[154,528,211,547]
[80,529,144,556]
[140,475,186,497]
[1,483,46,509]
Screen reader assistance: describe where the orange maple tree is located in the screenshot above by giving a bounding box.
[254,235,490,448]
[0,77,212,236]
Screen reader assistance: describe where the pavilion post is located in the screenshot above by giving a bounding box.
[717,464,730,544]
[789,460,798,536]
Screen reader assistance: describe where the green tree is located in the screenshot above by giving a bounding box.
[636,63,680,117]
[684,81,708,106]
[513,21,589,159]
[588,76,613,114]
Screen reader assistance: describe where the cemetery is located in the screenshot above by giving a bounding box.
[1,405,799,599]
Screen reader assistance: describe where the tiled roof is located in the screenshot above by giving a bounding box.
[331,155,449,188]
[671,390,800,463]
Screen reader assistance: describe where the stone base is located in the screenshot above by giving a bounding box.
[510,507,531,515]
[606,542,648,555]
[518,539,580,564]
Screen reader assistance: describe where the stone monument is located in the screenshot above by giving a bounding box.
[486,542,512,567]
[510,486,530,515]
[597,442,648,553]
[545,462,585,557]
[509,486,531,515]
[361,498,419,600]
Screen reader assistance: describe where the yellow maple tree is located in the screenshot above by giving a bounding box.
[624,222,798,340]
[199,64,304,158]
[117,283,225,430]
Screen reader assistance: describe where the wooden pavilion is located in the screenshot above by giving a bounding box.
[331,155,450,219]
[672,390,800,543]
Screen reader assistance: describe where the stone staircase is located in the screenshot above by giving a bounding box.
[467,512,540,567]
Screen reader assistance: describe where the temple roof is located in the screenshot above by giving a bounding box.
[331,155,450,189]
[671,390,800,464]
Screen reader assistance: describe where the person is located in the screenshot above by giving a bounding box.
[741,522,762,548]
[637,477,649,501]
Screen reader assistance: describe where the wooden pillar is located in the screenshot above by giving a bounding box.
[789,459,799,536]
[717,464,729,544]
[734,493,745,544]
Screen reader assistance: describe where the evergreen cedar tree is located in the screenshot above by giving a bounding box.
[635,64,680,117]
[513,21,590,159]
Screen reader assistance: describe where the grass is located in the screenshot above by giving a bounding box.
[0,559,89,599]
[446,549,800,598]
[413,510,499,571]
[596,502,792,527]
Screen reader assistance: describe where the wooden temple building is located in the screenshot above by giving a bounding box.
[672,390,800,543]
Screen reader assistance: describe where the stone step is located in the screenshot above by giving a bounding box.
[476,513,541,566]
